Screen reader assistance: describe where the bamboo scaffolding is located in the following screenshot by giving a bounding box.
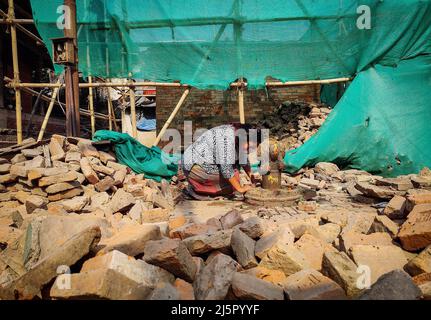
[88,76,95,136]
[6,77,352,90]
[4,76,118,122]
[6,81,188,89]
[0,9,43,43]
[2,0,353,144]
[238,84,245,124]
[153,88,190,147]
[107,88,113,131]
[128,78,137,138]
[8,0,22,144]
[37,82,61,142]
[0,18,33,24]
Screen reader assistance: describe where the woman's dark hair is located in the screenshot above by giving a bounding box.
[232,123,263,148]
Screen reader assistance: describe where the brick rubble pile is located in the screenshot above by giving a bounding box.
[0,137,430,300]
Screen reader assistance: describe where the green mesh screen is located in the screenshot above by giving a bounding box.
[29,0,431,176]
[30,0,431,89]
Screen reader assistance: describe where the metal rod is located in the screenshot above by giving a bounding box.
[88,75,95,136]
[37,83,61,142]
[153,88,190,147]
[8,0,22,144]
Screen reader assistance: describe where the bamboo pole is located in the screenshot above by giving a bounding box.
[8,0,22,144]
[238,78,245,124]
[106,86,119,131]
[153,88,190,147]
[4,76,118,122]
[107,89,112,131]
[129,79,137,138]
[0,18,34,24]
[238,88,245,124]
[6,81,188,88]
[6,77,352,90]
[0,10,43,43]
[129,90,137,138]
[37,83,61,142]
[88,76,95,136]
[265,77,352,87]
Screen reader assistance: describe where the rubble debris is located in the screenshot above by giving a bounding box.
[349,244,410,284]
[143,239,197,282]
[359,270,422,300]
[405,246,431,276]
[398,204,431,251]
[231,272,284,300]
[193,253,241,300]
[284,269,346,300]
[231,228,258,269]
[0,226,101,300]
[183,230,233,255]
[322,250,363,298]
[259,243,310,277]
[257,101,332,150]
[1,135,430,301]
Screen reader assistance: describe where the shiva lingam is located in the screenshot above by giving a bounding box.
[245,139,301,207]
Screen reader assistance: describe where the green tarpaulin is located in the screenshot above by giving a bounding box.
[29,0,431,177]
[93,130,178,182]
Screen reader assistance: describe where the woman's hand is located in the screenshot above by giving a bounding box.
[229,177,252,194]
[238,185,252,194]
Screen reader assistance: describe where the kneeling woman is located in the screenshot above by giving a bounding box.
[182,123,262,198]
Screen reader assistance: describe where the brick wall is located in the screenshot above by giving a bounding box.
[156,85,320,147]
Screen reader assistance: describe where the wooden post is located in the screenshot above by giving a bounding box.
[88,76,95,136]
[238,79,245,124]
[64,0,80,137]
[128,76,137,138]
[153,88,190,147]
[37,83,61,141]
[0,30,5,109]
[8,0,22,144]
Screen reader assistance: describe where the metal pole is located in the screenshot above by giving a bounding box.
[8,0,22,144]
[64,0,80,137]
[88,76,95,136]
[153,88,190,147]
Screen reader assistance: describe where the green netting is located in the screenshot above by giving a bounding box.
[284,56,431,177]
[30,0,431,89]
[93,130,178,182]
[29,0,431,177]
